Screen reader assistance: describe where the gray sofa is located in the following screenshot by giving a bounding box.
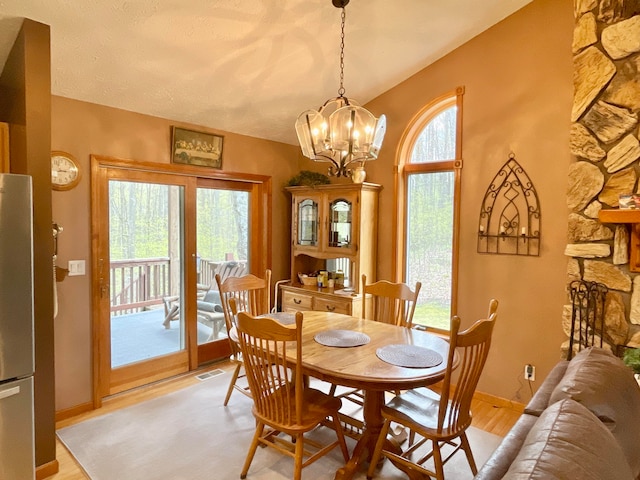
[475,347,640,480]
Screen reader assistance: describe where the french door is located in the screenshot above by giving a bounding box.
[91,156,269,403]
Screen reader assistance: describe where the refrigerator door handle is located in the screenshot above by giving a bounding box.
[0,386,20,400]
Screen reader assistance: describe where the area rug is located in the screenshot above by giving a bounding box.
[57,371,502,480]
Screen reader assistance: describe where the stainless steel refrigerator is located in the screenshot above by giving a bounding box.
[0,173,36,479]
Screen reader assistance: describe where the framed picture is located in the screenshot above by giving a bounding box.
[171,126,223,169]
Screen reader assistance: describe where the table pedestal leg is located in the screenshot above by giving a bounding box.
[333,390,431,480]
[334,390,380,480]
[334,390,402,480]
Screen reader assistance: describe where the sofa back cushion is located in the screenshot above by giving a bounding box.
[548,347,640,477]
[503,398,634,480]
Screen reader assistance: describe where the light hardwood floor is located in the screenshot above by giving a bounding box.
[48,361,522,479]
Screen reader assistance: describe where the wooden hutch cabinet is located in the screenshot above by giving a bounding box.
[281,182,381,316]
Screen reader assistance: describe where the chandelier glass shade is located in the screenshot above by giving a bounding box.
[295,1,386,178]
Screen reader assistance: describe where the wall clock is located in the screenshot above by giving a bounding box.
[51,151,81,191]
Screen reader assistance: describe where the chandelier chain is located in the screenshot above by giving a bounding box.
[338,7,346,97]
[295,0,386,178]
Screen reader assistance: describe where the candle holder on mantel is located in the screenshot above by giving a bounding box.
[477,153,541,256]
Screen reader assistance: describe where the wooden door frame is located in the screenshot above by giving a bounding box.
[90,155,271,407]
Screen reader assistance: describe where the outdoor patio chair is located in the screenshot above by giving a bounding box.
[162,283,211,329]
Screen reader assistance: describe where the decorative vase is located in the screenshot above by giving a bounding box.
[351,166,366,184]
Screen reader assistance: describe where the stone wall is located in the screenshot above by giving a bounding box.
[567,0,640,354]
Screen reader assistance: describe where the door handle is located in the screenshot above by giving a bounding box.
[0,386,20,400]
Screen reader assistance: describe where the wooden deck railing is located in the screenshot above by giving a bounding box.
[110,258,247,315]
[110,258,170,315]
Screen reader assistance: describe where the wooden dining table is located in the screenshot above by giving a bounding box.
[286,311,454,480]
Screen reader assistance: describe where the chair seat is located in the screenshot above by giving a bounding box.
[255,387,342,432]
[383,387,465,438]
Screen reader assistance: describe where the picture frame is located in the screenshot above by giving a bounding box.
[171,126,223,169]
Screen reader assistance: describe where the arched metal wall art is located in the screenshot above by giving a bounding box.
[477,153,541,256]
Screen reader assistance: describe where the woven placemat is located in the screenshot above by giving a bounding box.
[259,312,296,325]
[376,344,443,368]
[314,329,371,348]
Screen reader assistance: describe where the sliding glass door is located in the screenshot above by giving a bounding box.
[92,157,269,401]
[95,169,192,397]
[194,179,251,363]
[109,180,186,368]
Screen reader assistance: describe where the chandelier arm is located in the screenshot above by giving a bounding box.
[314,153,342,170]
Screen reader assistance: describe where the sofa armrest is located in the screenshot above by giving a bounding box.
[523,360,569,416]
[473,413,538,480]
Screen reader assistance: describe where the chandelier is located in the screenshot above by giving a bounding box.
[295,0,386,178]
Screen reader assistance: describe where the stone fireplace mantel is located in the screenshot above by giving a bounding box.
[599,209,640,272]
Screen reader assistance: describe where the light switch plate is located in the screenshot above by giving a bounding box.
[68,260,86,276]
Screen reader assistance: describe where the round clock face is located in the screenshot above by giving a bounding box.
[51,151,81,190]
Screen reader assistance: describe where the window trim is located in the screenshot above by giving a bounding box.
[393,87,464,323]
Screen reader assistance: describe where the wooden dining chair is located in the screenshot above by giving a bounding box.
[366,311,498,480]
[235,309,350,480]
[361,274,422,327]
[329,275,422,407]
[216,269,271,406]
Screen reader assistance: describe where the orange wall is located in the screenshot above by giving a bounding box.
[53,0,573,410]
[362,0,573,400]
[52,97,300,410]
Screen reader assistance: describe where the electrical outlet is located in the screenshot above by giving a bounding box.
[524,364,535,381]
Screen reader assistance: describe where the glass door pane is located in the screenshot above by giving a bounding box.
[406,172,454,330]
[297,198,319,247]
[196,186,249,347]
[109,180,185,367]
[328,199,352,248]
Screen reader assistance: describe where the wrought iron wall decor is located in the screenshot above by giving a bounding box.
[477,153,541,256]
[568,280,607,360]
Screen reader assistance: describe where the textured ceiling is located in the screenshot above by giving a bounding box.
[0,0,532,145]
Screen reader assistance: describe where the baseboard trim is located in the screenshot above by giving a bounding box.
[36,459,59,479]
[474,390,525,413]
[55,401,94,422]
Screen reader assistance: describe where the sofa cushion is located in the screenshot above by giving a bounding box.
[196,300,223,313]
[202,290,221,305]
[547,347,640,477]
[523,360,569,416]
[473,413,538,480]
[503,398,634,480]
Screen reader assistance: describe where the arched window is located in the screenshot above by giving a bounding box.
[395,88,463,331]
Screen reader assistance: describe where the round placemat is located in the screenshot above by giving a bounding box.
[314,329,370,348]
[376,344,443,368]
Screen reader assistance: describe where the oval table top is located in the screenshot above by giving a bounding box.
[290,311,453,392]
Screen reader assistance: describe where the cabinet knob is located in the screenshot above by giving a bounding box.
[326,305,336,312]
[293,298,302,304]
